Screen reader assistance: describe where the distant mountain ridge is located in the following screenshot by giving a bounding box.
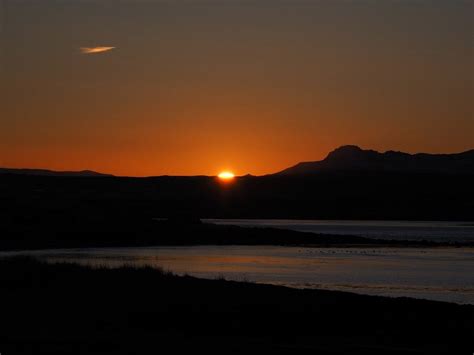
[2,145,474,177]
[277,145,474,175]
[0,168,112,177]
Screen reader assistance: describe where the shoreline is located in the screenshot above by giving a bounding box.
[3,244,472,305]
[1,257,472,354]
[2,241,474,254]
[2,219,473,252]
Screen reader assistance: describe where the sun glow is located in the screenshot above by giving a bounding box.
[218,171,235,180]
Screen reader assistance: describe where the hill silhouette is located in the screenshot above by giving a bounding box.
[0,146,473,224]
[277,145,474,175]
[3,146,473,178]
[0,167,112,177]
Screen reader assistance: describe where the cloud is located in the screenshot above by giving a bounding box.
[80,46,115,54]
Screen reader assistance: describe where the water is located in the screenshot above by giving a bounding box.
[203,219,474,242]
[3,245,473,304]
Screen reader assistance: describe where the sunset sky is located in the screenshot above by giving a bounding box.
[1,0,472,176]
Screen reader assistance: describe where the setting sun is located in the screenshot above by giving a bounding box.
[217,171,235,180]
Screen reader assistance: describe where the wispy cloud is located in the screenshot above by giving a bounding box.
[80,46,115,54]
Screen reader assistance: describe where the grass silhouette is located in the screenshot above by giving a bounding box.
[1,256,472,354]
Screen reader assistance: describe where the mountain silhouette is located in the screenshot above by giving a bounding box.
[0,168,112,177]
[277,145,474,175]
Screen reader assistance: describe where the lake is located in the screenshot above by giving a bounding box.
[3,245,473,305]
[203,219,474,242]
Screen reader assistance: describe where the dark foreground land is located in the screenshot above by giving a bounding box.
[1,172,473,250]
[1,171,474,223]
[1,171,473,354]
[1,257,473,355]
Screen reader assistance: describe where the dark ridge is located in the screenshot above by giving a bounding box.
[1,171,473,222]
[0,167,113,177]
[277,145,474,175]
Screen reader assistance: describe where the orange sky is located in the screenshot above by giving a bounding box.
[1,0,472,176]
